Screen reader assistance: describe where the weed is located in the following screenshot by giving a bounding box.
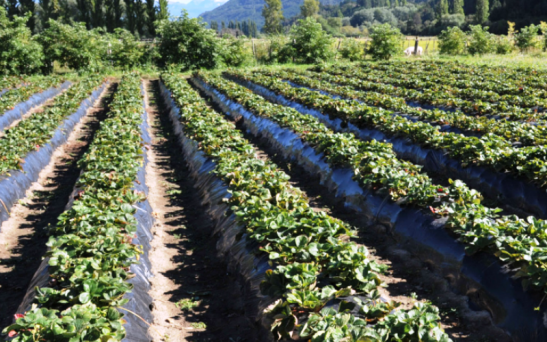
[191,322,207,329]
[175,298,199,311]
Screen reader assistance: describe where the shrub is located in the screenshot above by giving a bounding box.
[109,28,145,69]
[289,17,333,63]
[438,26,466,55]
[339,39,364,61]
[267,36,294,64]
[495,36,513,54]
[515,24,539,52]
[157,10,220,70]
[367,23,402,60]
[0,8,44,75]
[220,37,249,67]
[540,21,547,51]
[39,20,103,72]
[467,25,495,55]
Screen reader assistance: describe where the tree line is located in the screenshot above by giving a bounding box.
[0,0,169,35]
[209,19,259,37]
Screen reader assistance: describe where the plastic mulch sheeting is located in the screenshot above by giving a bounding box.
[119,83,155,342]
[14,82,109,311]
[14,83,156,342]
[159,80,279,340]
[197,76,547,342]
[0,82,105,229]
[0,81,72,133]
[231,76,547,221]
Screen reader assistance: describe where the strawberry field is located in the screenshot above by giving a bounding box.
[2,60,547,341]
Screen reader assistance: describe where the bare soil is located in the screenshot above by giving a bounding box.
[0,83,117,329]
[144,79,259,342]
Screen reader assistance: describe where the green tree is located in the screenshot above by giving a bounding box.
[76,0,90,28]
[437,0,449,18]
[157,10,220,70]
[0,7,44,74]
[125,0,135,32]
[250,20,257,37]
[438,26,466,54]
[367,23,402,60]
[452,0,464,15]
[289,17,333,63]
[39,0,59,27]
[475,0,489,24]
[146,0,156,35]
[301,0,319,18]
[19,0,35,31]
[157,0,169,21]
[262,0,283,34]
[92,0,104,28]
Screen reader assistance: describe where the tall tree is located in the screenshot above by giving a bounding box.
[6,0,17,18]
[76,0,90,28]
[452,0,464,14]
[300,0,319,17]
[114,0,123,27]
[262,0,283,34]
[157,0,168,21]
[19,0,34,31]
[39,0,57,25]
[250,20,257,37]
[92,0,104,28]
[210,20,218,31]
[146,0,155,35]
[126,0,136,33]
[476,0,489,23]
[135,0,145,36]
[437,0,449,17]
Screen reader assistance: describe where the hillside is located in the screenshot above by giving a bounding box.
[200,0,342,29]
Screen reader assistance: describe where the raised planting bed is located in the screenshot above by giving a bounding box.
[0,78,105,228]
[3,74,155,342]
[160,73,452,342]
[196,72,547,341]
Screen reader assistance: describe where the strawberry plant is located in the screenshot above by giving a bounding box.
[162,73,452,342]
[2,73,147,341]
[199,71,547,302]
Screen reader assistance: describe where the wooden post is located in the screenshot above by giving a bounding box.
[269,40,272,60]
[252,39,256,61]
[292,39,296,63]
[414,36,419,56]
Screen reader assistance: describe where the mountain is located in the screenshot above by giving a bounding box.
[200,0,342,29]
[168,0,228,18]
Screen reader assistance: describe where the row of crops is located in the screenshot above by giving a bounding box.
[0,74,158,341]
[2,60,547,341]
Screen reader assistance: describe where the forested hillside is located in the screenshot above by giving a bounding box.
[202,0,547,35]
[201,0,343,29]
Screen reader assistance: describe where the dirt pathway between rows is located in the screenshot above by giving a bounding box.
[143,79,259,342]
[0,82,117,329]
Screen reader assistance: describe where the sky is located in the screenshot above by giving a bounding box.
[168,0,228,18]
